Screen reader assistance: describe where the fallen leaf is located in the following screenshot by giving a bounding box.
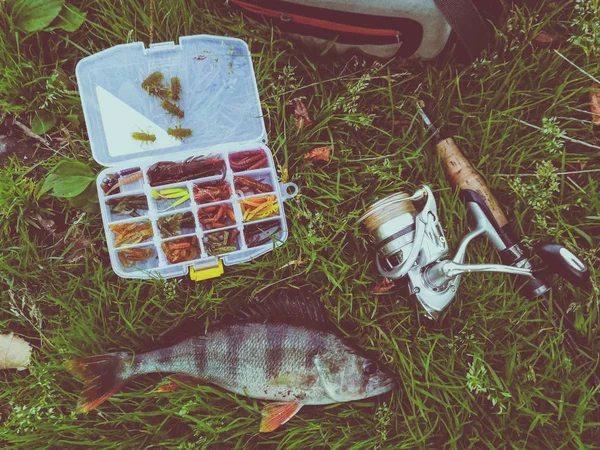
[32,213,57,235]
[371,278,394,294]
[532,31,563,49]
[304,146,331,163]
[294,100,313,129]
[590,83,600,125]
[64,230,93,264]
[155,380,181,393]
[392,119,412,133]
[0,333,31,370]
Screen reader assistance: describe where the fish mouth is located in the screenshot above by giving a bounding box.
[370,377,396,396]
[381,377,396,390]
[384,377,395,386]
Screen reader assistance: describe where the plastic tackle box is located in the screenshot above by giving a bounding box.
[76,35,298,280]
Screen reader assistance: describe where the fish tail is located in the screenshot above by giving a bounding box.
[66,352,132,413]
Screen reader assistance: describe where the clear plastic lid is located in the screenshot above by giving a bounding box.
[76,35,266,167]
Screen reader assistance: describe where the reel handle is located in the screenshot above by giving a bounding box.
[533,242,591,288]
[437,137,508,229]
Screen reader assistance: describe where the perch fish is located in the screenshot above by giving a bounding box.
[66,293,395,432]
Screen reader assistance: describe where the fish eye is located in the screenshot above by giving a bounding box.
[362,360,378,376]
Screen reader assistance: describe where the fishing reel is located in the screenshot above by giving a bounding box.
[359,185,591,319]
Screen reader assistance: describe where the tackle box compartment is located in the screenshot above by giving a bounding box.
[77,35,297,280]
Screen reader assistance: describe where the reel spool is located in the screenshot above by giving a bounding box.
[359,192,418,273]
[359,186,448,281]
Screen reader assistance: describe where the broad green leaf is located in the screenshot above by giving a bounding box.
[31,110,56,135]
[46,5,86,32]
[40,159,96,200]
[48,159,94,178]
[68,184,99,213]
[39,173,61,196]
[11,0,64,33]
[50,175,94,198]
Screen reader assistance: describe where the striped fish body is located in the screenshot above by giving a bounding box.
[67,293,395,431]
[130,323,334,405]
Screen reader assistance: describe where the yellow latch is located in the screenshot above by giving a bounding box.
[189,260,224,281]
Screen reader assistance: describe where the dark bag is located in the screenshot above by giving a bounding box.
[229,0,539,61]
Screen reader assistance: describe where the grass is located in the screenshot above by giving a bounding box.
[1,0,599,448]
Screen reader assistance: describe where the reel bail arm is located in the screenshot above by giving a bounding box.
[424,260,533,287]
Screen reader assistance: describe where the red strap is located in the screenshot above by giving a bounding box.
[230,0,400,39]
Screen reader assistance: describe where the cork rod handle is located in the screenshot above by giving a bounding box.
[437,137,508,228]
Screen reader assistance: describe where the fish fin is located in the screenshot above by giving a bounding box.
[233,289,327,324]
[155,380,181,393]
[260,401,303,433]
[155,373,205,393]
[156,289,327,345]
[66,353,130,413]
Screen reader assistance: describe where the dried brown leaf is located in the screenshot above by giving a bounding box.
[0,333,31,370]
[392,119,412,133]
[371,278,394,294]
[155,380,181,393]
[294,100,313,129]
[532,31,563,49]
[304,146,331,163]
[64,229,94,264]
[590,83,600,125]
[32,213,57,235]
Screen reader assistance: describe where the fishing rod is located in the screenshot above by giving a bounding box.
[358,103,599,387]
